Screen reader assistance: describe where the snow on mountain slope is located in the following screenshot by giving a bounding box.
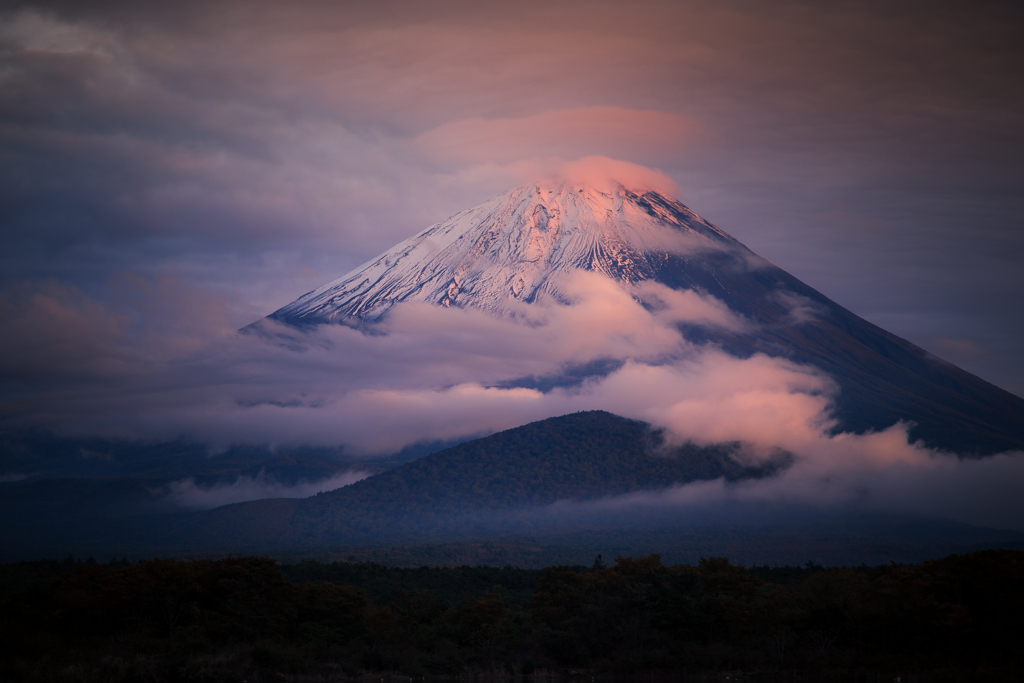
[260,177,1024,454]
[270,183,745,325]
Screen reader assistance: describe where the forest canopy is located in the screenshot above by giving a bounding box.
[2,549,1023,681]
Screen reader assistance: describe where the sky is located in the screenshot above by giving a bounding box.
[1,0,1024,524]
[1,0,1022,393]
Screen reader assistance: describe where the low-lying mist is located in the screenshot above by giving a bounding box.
[163,469,371,510]
[2,266,1023,530]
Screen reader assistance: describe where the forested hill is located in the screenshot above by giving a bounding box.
[309,410,774,512]
[178,411,779,550]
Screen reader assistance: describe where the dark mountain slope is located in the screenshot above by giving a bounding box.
[8,412,1019,563]
[650,246,1024,454]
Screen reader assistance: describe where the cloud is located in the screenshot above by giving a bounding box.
[429,156,683,209]
[163,469,370,510]
[1,263,1023,530]
[0,282,132,383]
[0,269,782,449]
[771,290,829,325]
[415,107,698,169]
[0,277,235,389]
[551,439,1024,533]
[545,156,679,196]
[926,337,988,362]
[633,280,749,332]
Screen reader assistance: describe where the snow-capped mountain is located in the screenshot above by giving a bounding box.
[264,181,1024,455]
[271,183,745,324]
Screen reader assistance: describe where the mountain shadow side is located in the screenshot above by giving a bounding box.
[169,411,781,553]
[626,195,1024,455]
[260,185,1024,455]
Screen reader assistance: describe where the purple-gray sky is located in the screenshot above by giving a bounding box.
[2,0,1023,397]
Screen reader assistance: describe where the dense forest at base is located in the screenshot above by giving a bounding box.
[2,550,1023,682]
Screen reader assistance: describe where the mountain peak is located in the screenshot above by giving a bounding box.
[269,182,741,325]
[259,175,1024,454]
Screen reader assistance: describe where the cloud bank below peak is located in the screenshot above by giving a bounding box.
[3,267,1023,530]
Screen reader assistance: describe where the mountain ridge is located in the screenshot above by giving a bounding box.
[260,181,1024,454]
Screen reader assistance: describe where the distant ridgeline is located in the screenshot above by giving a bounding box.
[2,549,1023,679]
[142,411,1019,559]
[3,411,1023,562]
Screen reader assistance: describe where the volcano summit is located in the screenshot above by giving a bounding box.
[271,183,744,324]
[264,179,1024,455]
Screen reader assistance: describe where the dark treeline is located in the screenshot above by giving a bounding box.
[1,550,1022,681]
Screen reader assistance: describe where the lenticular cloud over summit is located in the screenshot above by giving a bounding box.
[3,162,1024,529]
[542,156,680,195]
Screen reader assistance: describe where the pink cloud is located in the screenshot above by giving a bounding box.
[3,263,1023,530]
[0,282,132,381]
[415,107,698,169]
